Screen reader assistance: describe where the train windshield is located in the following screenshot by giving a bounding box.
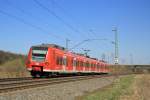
[32,47,48,62]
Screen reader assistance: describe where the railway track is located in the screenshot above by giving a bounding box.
[0,77,33,82]
[0,74,124,94]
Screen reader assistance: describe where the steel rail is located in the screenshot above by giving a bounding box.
[0,73,132,93]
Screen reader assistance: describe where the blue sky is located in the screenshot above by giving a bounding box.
[0,0,150,64]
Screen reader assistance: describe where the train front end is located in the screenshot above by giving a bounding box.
[26,46,50,77]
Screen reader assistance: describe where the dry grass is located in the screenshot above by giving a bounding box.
[0,59,25,71]
[0,59,30,78]
[120,74,150,100]
[77,75,134,100]
[77,74,150,100]
[109,65,133,74]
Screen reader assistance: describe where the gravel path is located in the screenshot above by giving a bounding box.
[0,76,116,100]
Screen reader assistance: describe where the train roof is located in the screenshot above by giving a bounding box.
[32,44,66,50]
[31,43,107,63]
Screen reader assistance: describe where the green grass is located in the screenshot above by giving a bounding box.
[79,75,134,100]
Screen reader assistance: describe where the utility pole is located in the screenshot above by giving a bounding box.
[66,38,70,51]
[112,27,119,64]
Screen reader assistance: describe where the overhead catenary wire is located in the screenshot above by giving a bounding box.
[33,0,87,38]
[4,0,56,30]
[54,0,107,56]
[50,0,109,56]
[0,9,64,40]
[50,0,92,39]
[89,29,99,38]
[50,0,107,46]
[4,0,70,40]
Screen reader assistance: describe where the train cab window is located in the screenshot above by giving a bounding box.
[32,47,48,62]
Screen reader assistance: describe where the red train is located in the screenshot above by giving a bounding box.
[26,44,109,77]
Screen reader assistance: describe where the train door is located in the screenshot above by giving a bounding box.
[62,55,67,71]
[83,60,86,72]
[73,58,76,72]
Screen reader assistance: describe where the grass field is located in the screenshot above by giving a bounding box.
[77,75,134,100]
[120,74,150,100]
[77,74,150,100]
[0,58,30,78]
[0,50,30,78]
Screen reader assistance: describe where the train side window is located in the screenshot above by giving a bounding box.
[66,58,68,66]
[78,61,80,67]
[86,61,89,67]
[88,62,90,67]
[60,57,63,65]
[77,61,80,67]
[63,58,67,66]
[73,59,76,67]
[71,59,73,66]
[90,63,92,67]
[76,60,78,67]
[96,64,98,68]
[86,62,88,67]
[83,62,86,67]
[62,58,64,65]
[79,61,81,67]
[80,61,83,67]
[56,56,59,65]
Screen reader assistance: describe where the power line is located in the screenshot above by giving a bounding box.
[33,0,86,38]
[5,0,56,30]
[52,1,108,56]
[0,9,64,40]
[89,29,99,38]
[50,0,91,39]
[5,0,33,17]
[48,0,110,62]
[50,0,75,21]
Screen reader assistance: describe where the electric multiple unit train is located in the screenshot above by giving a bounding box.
[26,44,109,77]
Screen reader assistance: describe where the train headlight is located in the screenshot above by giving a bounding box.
[45,62,49,66]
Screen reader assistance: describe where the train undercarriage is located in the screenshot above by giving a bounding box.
[30,70,108,78]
